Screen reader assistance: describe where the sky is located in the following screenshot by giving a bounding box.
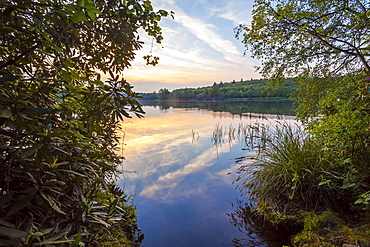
[123,0,260,93]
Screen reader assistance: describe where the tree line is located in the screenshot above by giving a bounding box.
[140,78,296,101]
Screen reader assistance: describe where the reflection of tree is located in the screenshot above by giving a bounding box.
[157,101,171,110]
[140,101,295,116]
[229,200,302,247]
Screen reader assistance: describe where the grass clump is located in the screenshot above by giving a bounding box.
[234,119,370,245]
[238,121,342,214]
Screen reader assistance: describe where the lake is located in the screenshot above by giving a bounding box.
[117,101,295,247]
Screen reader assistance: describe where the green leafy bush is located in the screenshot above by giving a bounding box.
[0,0,168,245]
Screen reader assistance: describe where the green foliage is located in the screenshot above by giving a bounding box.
[237,0,370,80]
[238,122,344,214]
[293,211,370,246]
[294,74,370,208]
[234,0,370,244]
[0,0,167,245]
[237,118,370,213]
[157,88,170,101]
[141,79,296,101]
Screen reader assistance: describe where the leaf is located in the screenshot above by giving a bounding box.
[0,191,14,207]
[89,216,110,228]
[32,225,72,245]
[87,10,96,21]
[39,191,66,215]
[71,12,87,23]
[39,228,54,235]
[20,144,43,159]
[51,161,69,168]
[20,108,56,115]
[340,183,356,189]
[71,232,83,247]
[7,188,37,216]
[77,0,85,7]
[53,45,62,52]
[71,12,88,23]
[0,219,15,228]
[5,119,16,130]
[0,109,12,118]
[33,232,44,237]
[33,239,73,245]
[73,132,85,138]
[355,198,369,204]
[65,4,76,12]
[108,69,115,79]
[0,226,28,238]
[37,144,52,163]
[58,169,86,177]
[107,217,122,222]
[91,212,108,216]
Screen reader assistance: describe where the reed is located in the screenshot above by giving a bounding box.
[236,121,343,214]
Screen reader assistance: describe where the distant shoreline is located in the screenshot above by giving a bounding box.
[138,97,294,103]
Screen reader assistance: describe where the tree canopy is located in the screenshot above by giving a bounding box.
[237,0,370,79]
[237,0,370,122]
[0,0,168,245]
[235,1,370,244]
[141,79,296,101]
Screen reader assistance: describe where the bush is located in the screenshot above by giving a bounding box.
[0,0,168,245]
[236,119,370,215]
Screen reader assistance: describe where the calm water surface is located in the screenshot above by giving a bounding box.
[117,102,295,247]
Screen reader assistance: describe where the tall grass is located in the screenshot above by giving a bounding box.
[235,121,344,214]
[211,121,271,152]
[213,119,370,214]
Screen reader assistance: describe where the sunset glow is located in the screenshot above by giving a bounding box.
[122,0,260,92]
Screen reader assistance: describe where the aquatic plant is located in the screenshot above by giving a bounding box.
[234,120,350,214]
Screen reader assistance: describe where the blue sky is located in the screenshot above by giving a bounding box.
[123,0,260,92]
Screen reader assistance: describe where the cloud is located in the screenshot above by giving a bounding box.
[168,7,245,65]
[211,1,253,26]
[123,0,260,91]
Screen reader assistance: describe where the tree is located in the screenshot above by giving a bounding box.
[236,0,370,222]
[210,82,220,98]
[0,0,169,245]
[158,88,170,100]
[237,0,370,121]
[237,0,370,80]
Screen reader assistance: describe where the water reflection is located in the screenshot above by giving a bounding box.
[117,104,296,247]
[140,100,295,116]
[229,201,302,247]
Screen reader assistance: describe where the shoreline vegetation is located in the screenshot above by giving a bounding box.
[139,78,296,102]
[231,0,370,246]
[211,118,370,246]
[0,0,170,245]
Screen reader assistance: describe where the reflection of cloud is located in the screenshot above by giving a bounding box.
[138,148,213,198]
[139,143,233,199]
[119,112,214,178]
[157,148,214,183]
[139,183,177,199]
[120,108,280,200]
